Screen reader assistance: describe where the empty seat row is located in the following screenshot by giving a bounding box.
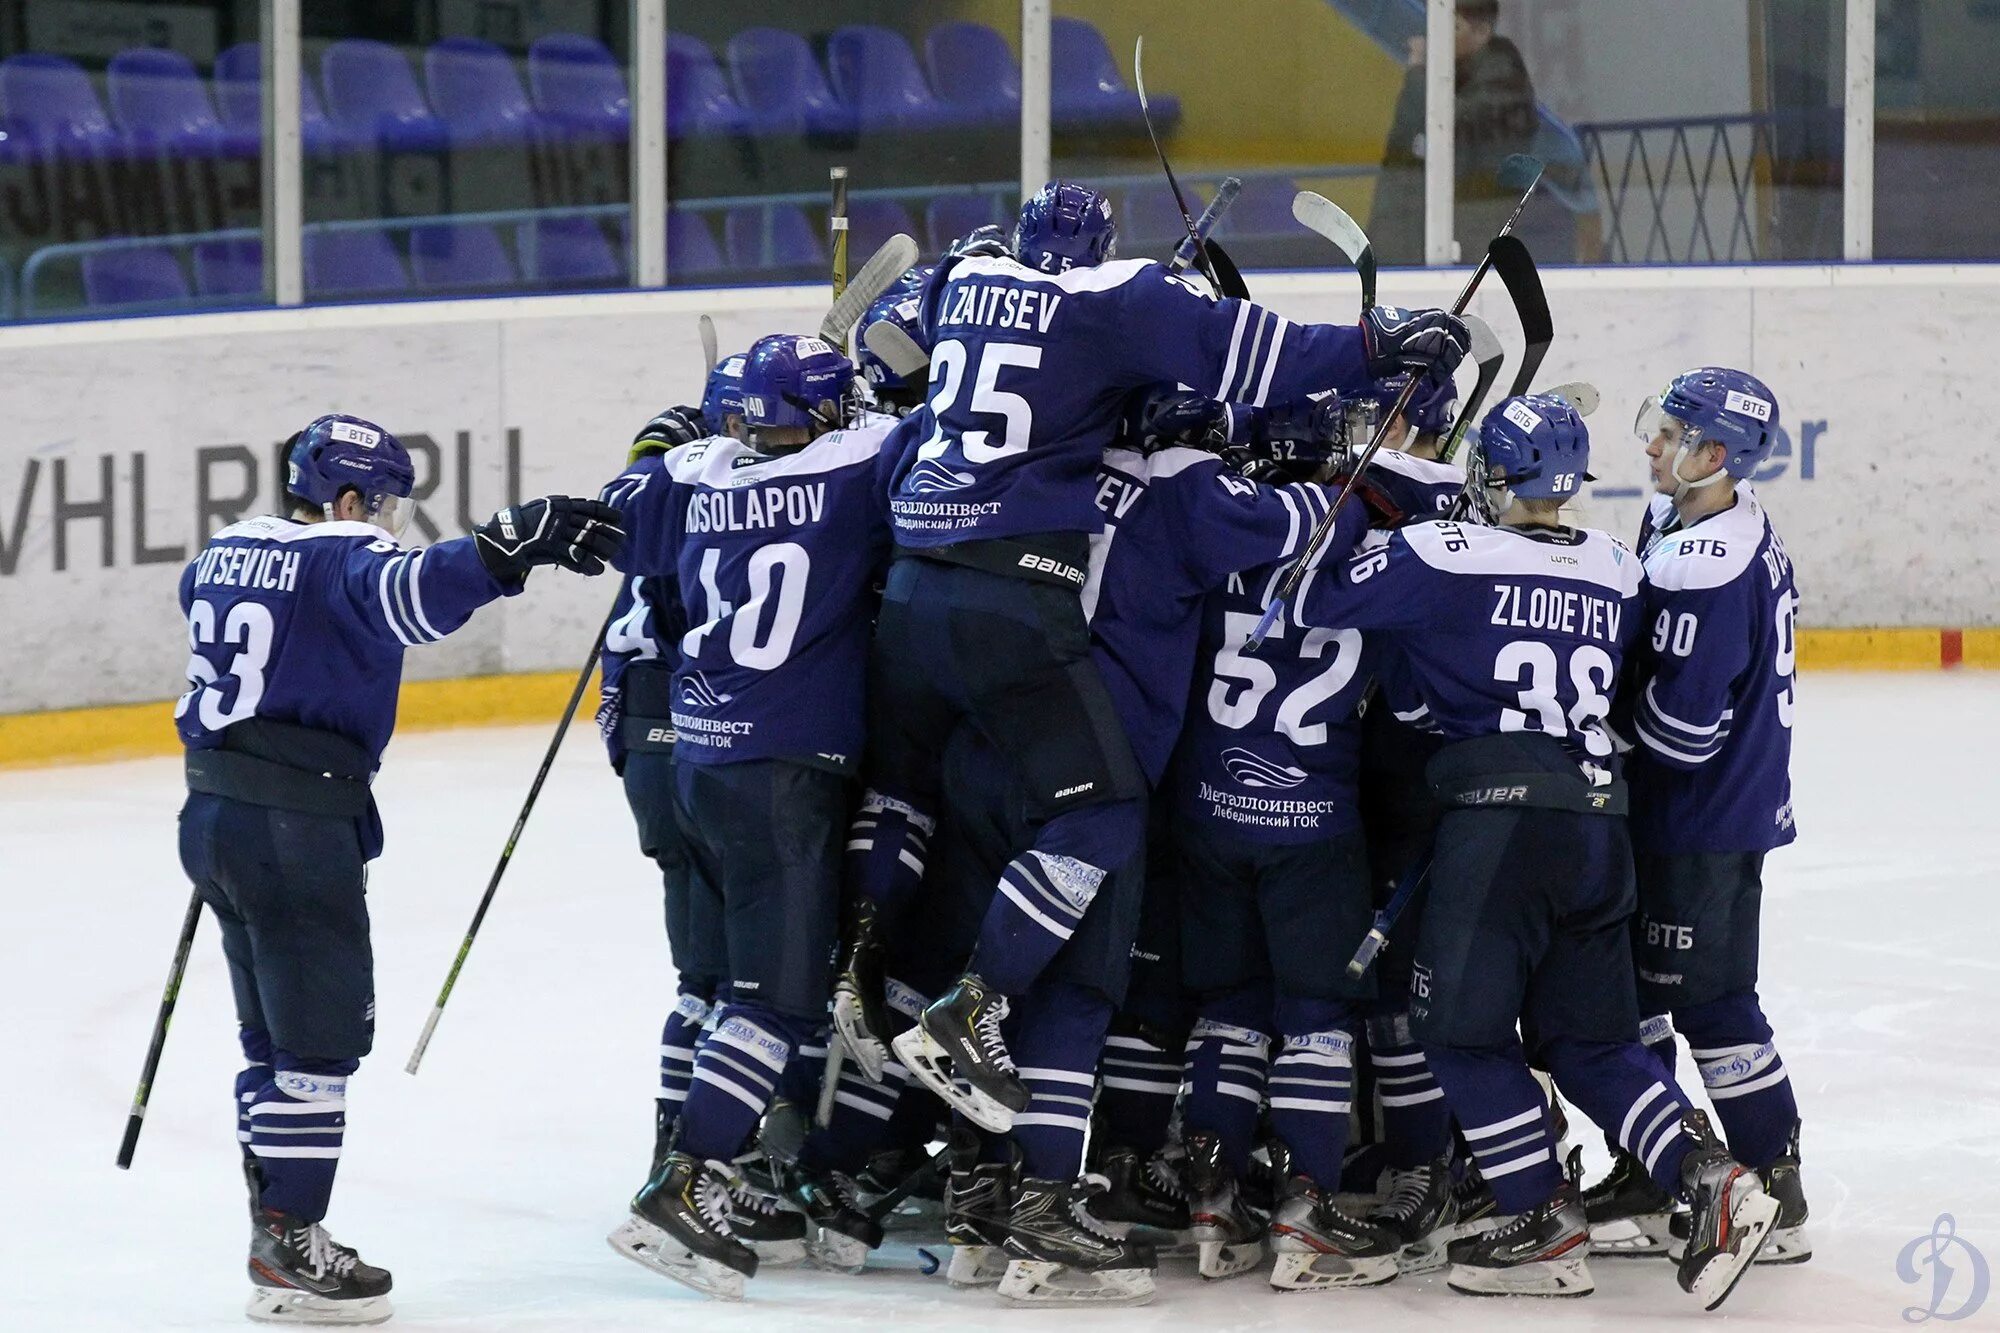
[0,18,1171,161]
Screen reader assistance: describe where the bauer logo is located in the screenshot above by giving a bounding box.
[1504,401,1544,433]
[1897,1214,1988,1322]
[1724,390,1773,422]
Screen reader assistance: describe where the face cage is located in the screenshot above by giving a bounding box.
[1459,445,1512,525]
[1331,397,1379,469]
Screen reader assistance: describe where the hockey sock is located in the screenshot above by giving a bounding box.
[1269,998,1361,1192]
[847,790,935,915]
[1541,1036,1698,1192]
[803,1057,920,1173]
[1675,991,1797,1169]
[246,1050,359,1223]
[969,798,1143,996]
[1181,988,1273,1179]
[1007,981,1115,1181]
[1366,1011,1450,1170]
[235,1025,273,1163]
[656,991,714,1146]
[1639,1011,1678,1080]
[1423,1042,1563,1214]
[678,1005,811,1163]
[1096,1025,1183,1156]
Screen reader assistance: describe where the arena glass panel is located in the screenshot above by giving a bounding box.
[0,0,265,321]
[1874,0,2000,261]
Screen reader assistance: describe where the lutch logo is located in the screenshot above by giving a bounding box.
[1897,1213,1988,1323]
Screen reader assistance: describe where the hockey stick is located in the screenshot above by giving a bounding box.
[1135,37,1248,300]
[406,601,619,1074]
[1492,234,1554,398]
[1169,175,1240,272]
[864,317,931,379]
[1435,313,1507,466]
[1292,190,1377,314]
[116,887,204,1168]
[819,233,921,350]
[698,314,718,376]
[1248,154,1545,649]
[828,167,850,349]
[1346,856,1432,980]
[1543,381,1600,417]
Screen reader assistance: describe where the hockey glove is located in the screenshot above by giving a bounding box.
[628,405,707,465]
[475,497,625,584]
[1362,305,1470,384]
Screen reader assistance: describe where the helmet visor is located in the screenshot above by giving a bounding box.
[1634,394,1697,450]
[362,490,412,539]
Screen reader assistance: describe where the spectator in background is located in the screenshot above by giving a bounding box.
[1370,0,1539,263]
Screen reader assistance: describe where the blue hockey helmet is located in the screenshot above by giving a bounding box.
[702,352,749,434]
[856,290,931,411]
[1013,181,1117,274]
[1469,393,1592,516]
[1376,370,1458,439]
[738,333,856,439]
[286,413,415,535]
[1636,366,1779,487]
[891,260,938,294]
[944,224,1010,261]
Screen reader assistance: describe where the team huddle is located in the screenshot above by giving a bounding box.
[170,181,1806,1324]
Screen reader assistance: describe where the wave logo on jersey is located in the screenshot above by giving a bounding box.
[679,672,734,708]
[1221,747,1309,790]
[904,457,977,494]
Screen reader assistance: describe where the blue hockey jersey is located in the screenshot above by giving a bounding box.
[1362,448,1464,525]
[1627,488,1799,853]
[892,254,1373,545]
[608,420,908,769]
[176,516,514,855]
[1082,447,1363,788]
[1299,520,1643,763]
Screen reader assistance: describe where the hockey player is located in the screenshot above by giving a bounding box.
[602,334,909,1300]
[855,287,930,417]
[176,415,620,1325]
[1294,393,1779,1309]
[851,179,1469,1133]
[1585,368,1809,1264]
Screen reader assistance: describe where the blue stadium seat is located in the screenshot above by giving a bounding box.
[107,48,240,157]
[425,37,543,147]
[214,42,344,155]
[848,198,917,260]
[191,237,263,297]
[925,193,1005,253]
[517,216,621,285]
[667,212,727,278]
[304,230,410,298]
[667,33,750,138]
[725,204,825,274]
[321,39,451,152]
[1052,17,1176,132]
[826,26,968,132]
[0,53,123,159]
[83,246,190,307]
[527,33,628,142]
[725,27,853,137]
[924,22,1020,126]
[409,222,516,290]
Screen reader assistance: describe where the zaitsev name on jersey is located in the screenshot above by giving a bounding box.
[684,481,830,534]
[190,543,304,593]
[1488,581,1625,644]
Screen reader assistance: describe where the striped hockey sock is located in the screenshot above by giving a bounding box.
[1678,992,1798,1169]
[1267,1028,1358,1191]
[1096,1031,1183,1153]
[847,791,934,915]
[246,1053,358,1223]
[1424,1045,1563,1213]
[1366,1013,1450,1170]
[656,991,714,1145]
[1181,1019,1271,1178]
[973,852,1107,996]
[678,1006,798,1163]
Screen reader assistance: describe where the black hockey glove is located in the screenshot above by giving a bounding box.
[475,497,625,584]
[628,405,707,465]
[1362,305,1470,384]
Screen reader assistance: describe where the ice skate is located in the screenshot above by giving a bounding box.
[1086,1142,1192,1254]
[1443,1168,1593,1298]
[1674,1111,1779,1310]
[1583,1147,1680,1257]
[1268,1176,1400,1290]
[780,1158,883,1273]
[1368,1154,1460,1274]
[943,1137,1013,1287]
[245,1210,393,1326]
[609,1151,756,1301]
[1183,1131,1266,1280]
[724,1155,808,1267]
[891,974,1027,1133]
[855,1143,945,1232]
[831,898,891,1081]
[997,1175,1157,1306]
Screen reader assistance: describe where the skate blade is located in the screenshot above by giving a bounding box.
[1197,1238,1266,1280]
[747,1237,809,1268]
[246,1288,392,1327]
[1683,1191,1779,1311]
[1269,1248,1399,1291]
[606,1216,746,1301]
[1757,1225,1812,1265]
[997,1259,1156,1307]
[1444,1255,1594,1298]
[1394,1235,1449,1276]
[889,1027,1014,1134]
[946,1243,1009,1287]
[1588,1212,1677,1258]
[831,1001,888,1083]
[805,1228,871,1275]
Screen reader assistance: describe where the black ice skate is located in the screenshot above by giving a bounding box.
[1755,1120,1812,1263]
[609,1151,757,1300]
[1583,1147,1680,1258]
[780,1158,883,1273]
[1085,1142,1192,1253]
[724,1155,809,1267]
[831,897,891,1081]
[998,1175,1157,1306]
[1673,1111,1779,1310]
[245,1209,393,1326]
[1183,1131,1266,1280]
[1443,1160,1593,1299]
[891,973,1028,1133]
[943,1137,1013,1288]
[1368,1154,1460,1275]
[1267,1176,1401,1291]
[855,1142,945,1232]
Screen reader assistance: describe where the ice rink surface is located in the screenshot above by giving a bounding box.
[7,673,1998,1331]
